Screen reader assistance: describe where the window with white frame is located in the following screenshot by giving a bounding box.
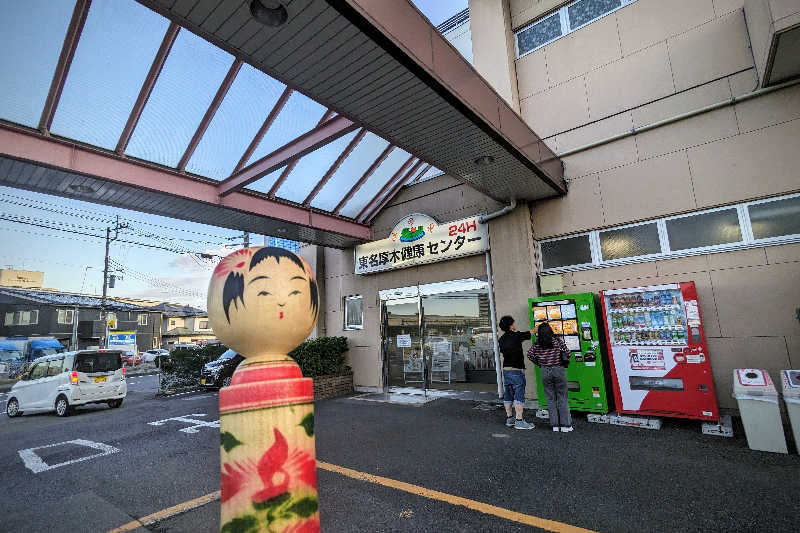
[665,208,742,252]
[599,222,661,261]
[541,234,593,269]
[199,320,209,329]
[516,0,637,57]
[57,309,74,325]
[539,193,800,272]
[4,310,39,326]
[138,313,148,326]
[344,295,364,330]
[748,195,800,241]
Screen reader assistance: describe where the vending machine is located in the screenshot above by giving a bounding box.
[529,293,611,413]
[599,282,719,421]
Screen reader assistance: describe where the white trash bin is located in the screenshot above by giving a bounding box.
[732,369,787,454]
[780,370,800,453]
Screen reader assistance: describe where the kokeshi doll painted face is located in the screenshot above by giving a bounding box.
[207,247,319,362]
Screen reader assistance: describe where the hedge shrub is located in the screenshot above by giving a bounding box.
[157,337,349,393]
[288,336,349,378]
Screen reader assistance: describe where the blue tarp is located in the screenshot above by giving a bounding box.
[29,338,63,351]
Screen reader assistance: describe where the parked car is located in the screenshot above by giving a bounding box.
[200,349,243,389]
[0,340,24,379]
[6,349,127,418]
[121,350,142,366]
[143,348,170,367]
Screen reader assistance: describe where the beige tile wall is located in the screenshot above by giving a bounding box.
[557,246,800,409]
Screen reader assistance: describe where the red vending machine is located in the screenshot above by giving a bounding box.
[600,282,719,421]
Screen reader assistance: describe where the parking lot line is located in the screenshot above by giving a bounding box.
[317,461,597,533]
[107,490,221,532]
[107,461,596,533]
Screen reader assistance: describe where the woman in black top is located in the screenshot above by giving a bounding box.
[498,315,534,430]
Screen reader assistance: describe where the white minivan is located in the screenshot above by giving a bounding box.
[6,349,127,418]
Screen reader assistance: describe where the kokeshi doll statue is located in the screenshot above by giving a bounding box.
[207,247,320,533]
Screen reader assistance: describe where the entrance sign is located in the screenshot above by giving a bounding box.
[355,213,489,275]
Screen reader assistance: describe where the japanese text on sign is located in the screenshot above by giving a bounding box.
[355,214,489,274]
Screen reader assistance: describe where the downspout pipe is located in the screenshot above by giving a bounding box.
[479,198,517,224]
[478,198,516,397]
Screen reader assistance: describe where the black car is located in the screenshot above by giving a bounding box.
[200,349,243,389]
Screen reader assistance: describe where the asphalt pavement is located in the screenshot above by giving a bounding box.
[1,381,798,532]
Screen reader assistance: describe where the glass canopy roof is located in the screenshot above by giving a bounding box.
[0,0,438,226]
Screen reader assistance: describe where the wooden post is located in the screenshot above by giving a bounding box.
[208,247,320,533]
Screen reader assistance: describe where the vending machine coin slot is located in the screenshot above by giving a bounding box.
[698,384,709,391]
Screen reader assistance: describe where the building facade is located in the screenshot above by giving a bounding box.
[0,288,161,353]
[304,0,800,411]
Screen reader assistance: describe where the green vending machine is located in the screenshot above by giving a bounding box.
[528,292,611,413]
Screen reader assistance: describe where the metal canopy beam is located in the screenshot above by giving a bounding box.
[267,109,336,197]
[177,58,243,171]
[233,86,293,174]
[0,122,372,242]
[38,0,92,133]
[116,22,180,154]
[217,114,359,197]
[356,155,416,222]
[333,143,395,214]
[303,127,366,205]
[364,163,430,224]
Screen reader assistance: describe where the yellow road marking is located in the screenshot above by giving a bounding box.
[317,461,597,533]
[109,462,596,533]
[107,490,220,533]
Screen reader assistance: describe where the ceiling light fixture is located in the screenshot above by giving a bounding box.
[250,0,288,27]
[474,155,495,166]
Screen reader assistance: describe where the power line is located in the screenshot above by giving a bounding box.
[0,215,214,255]
[0,191,242,245]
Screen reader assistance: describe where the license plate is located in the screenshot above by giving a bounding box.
[94,376,107,383]
[200,378,206,385]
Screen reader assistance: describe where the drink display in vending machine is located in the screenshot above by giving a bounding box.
[529,293,611,413]
[600,282,719,421]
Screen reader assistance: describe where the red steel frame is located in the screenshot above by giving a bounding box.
[0,123,371,241]
[217,115,359,197]
[332,143,395,214]
[39,0,92,133]
[116,22,181,154]
[362,162,430,223]
[177,59,243,171]
[267,109,336,197]
[303,128,366,206]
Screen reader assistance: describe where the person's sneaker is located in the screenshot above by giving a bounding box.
[514,419,534,430]
[560,426,574,432]
[552,426,560,432]
[505,417,515,427]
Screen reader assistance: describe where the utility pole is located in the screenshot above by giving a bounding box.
[100,216,128,348]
